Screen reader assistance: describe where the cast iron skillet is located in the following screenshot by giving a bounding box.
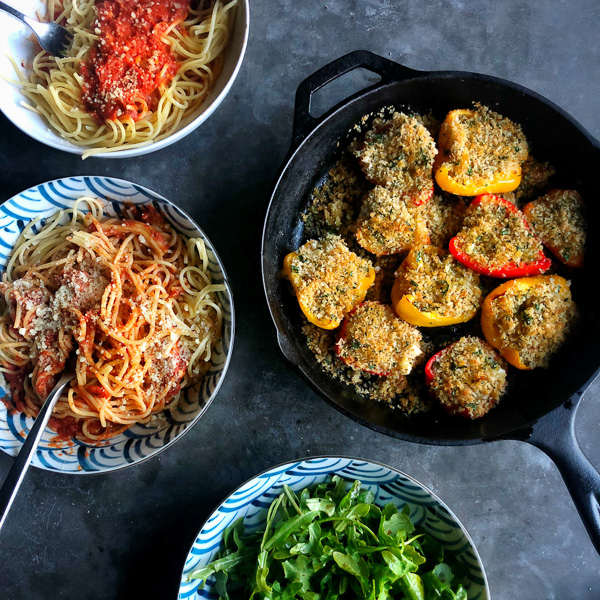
[262,50,600,552]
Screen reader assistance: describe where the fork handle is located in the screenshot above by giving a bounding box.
[0,1,44,33]
[0,1,28,23]
[0,372,72,532]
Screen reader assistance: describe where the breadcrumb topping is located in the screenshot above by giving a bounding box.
[423,193,467,248]
[289,235,373,325]
[352,112,437,202]
[336,302,423,376]
[430,336,507,418]
[356,186,429,256]
[394,246,482,317]
[439,104,528,185]
[302,320,429,413]
[365,255,402,304]
[303,157,367,242]
[503,155,556,206]
[454,195,544,269]
[488,276,578,368]
[524,189,586,265]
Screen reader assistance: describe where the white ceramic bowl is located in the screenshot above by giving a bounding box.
[0,0,249,158]
[0,177,235,473]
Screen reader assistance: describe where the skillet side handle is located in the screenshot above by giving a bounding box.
[292,50,420,148]
[524,400,600,554]
[276,331,300,367]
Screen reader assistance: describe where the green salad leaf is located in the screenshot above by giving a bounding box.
[188,476,470,600]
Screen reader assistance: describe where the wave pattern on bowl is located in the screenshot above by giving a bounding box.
[179,457,488,600]
[0,177,233,473]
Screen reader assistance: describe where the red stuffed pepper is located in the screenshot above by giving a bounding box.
[449,194,551,278]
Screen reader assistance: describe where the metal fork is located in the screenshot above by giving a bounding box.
[0,370,74,532]
[0,1,73,57]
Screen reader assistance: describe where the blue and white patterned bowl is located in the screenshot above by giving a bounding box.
[179,457,489,600]
[0,176,234,474]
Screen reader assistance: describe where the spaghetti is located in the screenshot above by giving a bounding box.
[8,0,237,158]
[0,198,224,441]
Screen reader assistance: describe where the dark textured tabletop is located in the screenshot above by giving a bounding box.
[1,1,599,598]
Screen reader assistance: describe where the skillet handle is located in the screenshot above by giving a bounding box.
[521,397,600,553]
[276,331,299,367]
[292,50,421,147]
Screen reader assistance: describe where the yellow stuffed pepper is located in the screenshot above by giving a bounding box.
[391,245,482,327]
[435,106,529,196]
[283,235,375,330]
[481,275,577,369]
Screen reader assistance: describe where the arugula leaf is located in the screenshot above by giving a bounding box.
[398,572,425,600]
[255,550,272,595]
[305,497,336,517]
[422,564,469,600]
[261,494,284,550]
[418,535,444,564]
[291,522,324,557]
[284,485,303,516]
[222,518,242,550]
[455,586,468,600]
[379,506,415,543]
[187,546,257,582]
[334,502,371,533]
[263,511,319,552]
[332,551,369,594]
[271,580,303,600]
[381,550,412,578]
[332,475,346,501]
[358,488,376,505]
[433,562,454,584]
[282,555,315,592]
[344,502,371,521]
[403,544,426,566]
[339,479,361,510]
[214,571,230,600]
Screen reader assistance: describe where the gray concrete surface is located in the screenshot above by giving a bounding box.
[0,0,599,598]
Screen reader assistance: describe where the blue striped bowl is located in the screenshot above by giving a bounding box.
[179,457,488,600]
[0,177,234,473]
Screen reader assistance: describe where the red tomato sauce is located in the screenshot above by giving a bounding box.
[2,366,30,415]
[0,367,82,441]
[80,0,191,123]
[102,221,170,252]
[49,415,83,441]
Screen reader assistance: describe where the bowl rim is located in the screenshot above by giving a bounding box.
[0,0,250,159]
[0,175,236,475]
[178,454,490,599]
